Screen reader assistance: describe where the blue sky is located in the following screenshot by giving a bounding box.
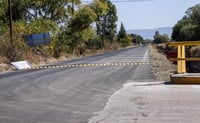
[113,0,200,30]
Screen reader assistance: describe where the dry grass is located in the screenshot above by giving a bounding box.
[149,44,176,81]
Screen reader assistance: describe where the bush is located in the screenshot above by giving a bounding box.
[120,38,132,47]
[0,21,30,62]
[153,35,170,44]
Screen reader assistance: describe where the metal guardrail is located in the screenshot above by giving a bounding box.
[168,41,200,74]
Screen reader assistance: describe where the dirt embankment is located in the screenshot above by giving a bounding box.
[149,44,177,81]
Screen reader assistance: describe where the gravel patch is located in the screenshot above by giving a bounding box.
[149,44,176,81]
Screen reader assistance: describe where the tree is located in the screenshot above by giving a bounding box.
[130,34,143,44]
[154,30,160,39]
[25,0,81,24]
[90,0,108,17]
[104,0,118,41]
[172,4,200,41]
[172,17,197,41]
[63,5,97,55]
[0,0,81,24]
[95,0,118,46]
[0,0,9,34]
[153,33,170,44]
[11,0,27,20]
[183,4,200,40]
[118,22,127,40]
[0,0,82,34]
[186,4,200,25]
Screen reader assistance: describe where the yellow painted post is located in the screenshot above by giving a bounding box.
[181,45,186,73]
[177,45,182,73]
[177,44,186,73]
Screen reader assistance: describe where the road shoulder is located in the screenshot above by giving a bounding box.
[89,82,200,123]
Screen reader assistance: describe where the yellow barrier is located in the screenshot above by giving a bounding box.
[168,41,200,74]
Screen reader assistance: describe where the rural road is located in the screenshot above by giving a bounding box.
[1,46,200,123]
[0,46,154,123]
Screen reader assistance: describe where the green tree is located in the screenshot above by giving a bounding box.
[25,0,81,24]
[63,5,97,55]
[130,34,143,45]
[0,0,82,34]
[25,18,58,34]
[186,4,200,26]
[11,0,27,20]
[172,4,200,41]
[118,22,127,40]
[0,0,9,34]
[153,34,170,44]
[154,30,160,39]
[95,0,118,46]
[104,0,118,42]
[90,0,108,17]
[182,5,200,40]
[1,0,81,23]
[172,17,197,41]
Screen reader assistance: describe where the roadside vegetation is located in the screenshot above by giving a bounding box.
[152,4,200,75]
[1,0,200,76]
[0,0,143,67]
[171,4,200,60]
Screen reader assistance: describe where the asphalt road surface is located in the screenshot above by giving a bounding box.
[0,46,154,123]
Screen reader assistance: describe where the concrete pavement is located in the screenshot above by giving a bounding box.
[89,82,200,123]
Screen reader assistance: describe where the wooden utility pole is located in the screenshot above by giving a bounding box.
[8,0,13,46]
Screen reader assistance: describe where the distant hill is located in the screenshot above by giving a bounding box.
[127,27,172,40]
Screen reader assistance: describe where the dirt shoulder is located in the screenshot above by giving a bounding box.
[149,44,176,81]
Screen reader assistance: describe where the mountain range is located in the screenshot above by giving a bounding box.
[127,27,172,40]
